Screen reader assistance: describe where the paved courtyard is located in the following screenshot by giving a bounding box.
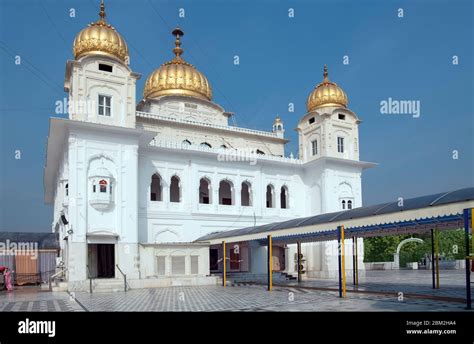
[0,287,83,312]
[278,270,471,300]
[0,270,471,312]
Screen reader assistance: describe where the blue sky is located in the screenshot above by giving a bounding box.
[0,0,472,232]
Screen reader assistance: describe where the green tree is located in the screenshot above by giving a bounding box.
[363,228,471,264]
[363,235,410,262]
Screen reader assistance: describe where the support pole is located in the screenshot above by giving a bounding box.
[337,226,346,298]
[355,237,359,286]
[352,237,356,286]
[267,235,273,291]
[297,241,302,283]
[464,209,471,310]
[435,230,440,289]
[341,226,346,298]
[222,241,226,288]
[338,228,342,298]
[431,229,436,289]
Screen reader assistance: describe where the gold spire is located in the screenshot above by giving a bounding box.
[172,27,184,60]
[163,27,191,66]
[143,27,212,100]
[72,0,129,63]
[98,0,106,23]
[306,65,348,112]
[323,64,328,81]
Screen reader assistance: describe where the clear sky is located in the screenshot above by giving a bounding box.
[0,0,473,232]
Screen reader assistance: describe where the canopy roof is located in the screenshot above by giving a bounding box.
[196,187,474,244]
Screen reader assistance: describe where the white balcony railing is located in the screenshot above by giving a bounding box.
[148,139,303,165]
[136,111,282,139]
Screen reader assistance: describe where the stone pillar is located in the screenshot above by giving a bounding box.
[393,253,400,269]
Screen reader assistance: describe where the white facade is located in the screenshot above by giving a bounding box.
[44,22,375,291]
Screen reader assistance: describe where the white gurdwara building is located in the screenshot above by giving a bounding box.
[44,3,375,291]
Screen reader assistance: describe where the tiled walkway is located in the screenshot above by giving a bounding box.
[0,270,471,312]
[0,287,84,312]
[71,284,470,312]
[281,270,471,300]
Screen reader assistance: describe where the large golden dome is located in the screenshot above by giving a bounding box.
[73,1,128,63]
[307,65,348,112]
[143,28,212,101]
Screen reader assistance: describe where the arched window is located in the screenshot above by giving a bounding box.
[150,173,162,201]
[182,139,191,146]
[266,184,275,208]
[241,181,252,206]
[170,175,181,203]
[99,179,108,193]
[199,178,211,204]
[337,137,345,153]
[311,140,318,156]
[65,183,69,197]
[256,149,265,155]
[280,186,289,209]
[341,200,346,210]
[219,180,233,205]
[200,142,212,148]
[347,200,353,210]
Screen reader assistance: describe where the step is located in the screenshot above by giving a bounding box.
[92,279,127,293]
[41,281,68,292]
[94,279,124,285]
[51,281,68,292]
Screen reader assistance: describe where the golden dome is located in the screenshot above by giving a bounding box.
[73,1,128,63]
[307,65,348,112]
[143,28,212,101]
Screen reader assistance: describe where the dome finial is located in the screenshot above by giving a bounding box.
[306,64,348,111]
[172,27,184,59]
[143,27,212,100]
[98,0,106,22]
[273,115,284,134]
[323,65,328,81]
[73,0,129,63]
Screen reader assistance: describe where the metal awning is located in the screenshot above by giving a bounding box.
[196,187,474,245]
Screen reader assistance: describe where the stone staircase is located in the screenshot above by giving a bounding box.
[92,278,127,293]
[219,272,298,285]
[52,281,69,292]
[280,272,298,281]
[42,277,128,293]
[40,279,68,292]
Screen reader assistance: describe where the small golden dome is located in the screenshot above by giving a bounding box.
[307,65,348,112]
[73,1,128,63]
[143,28,212,101]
